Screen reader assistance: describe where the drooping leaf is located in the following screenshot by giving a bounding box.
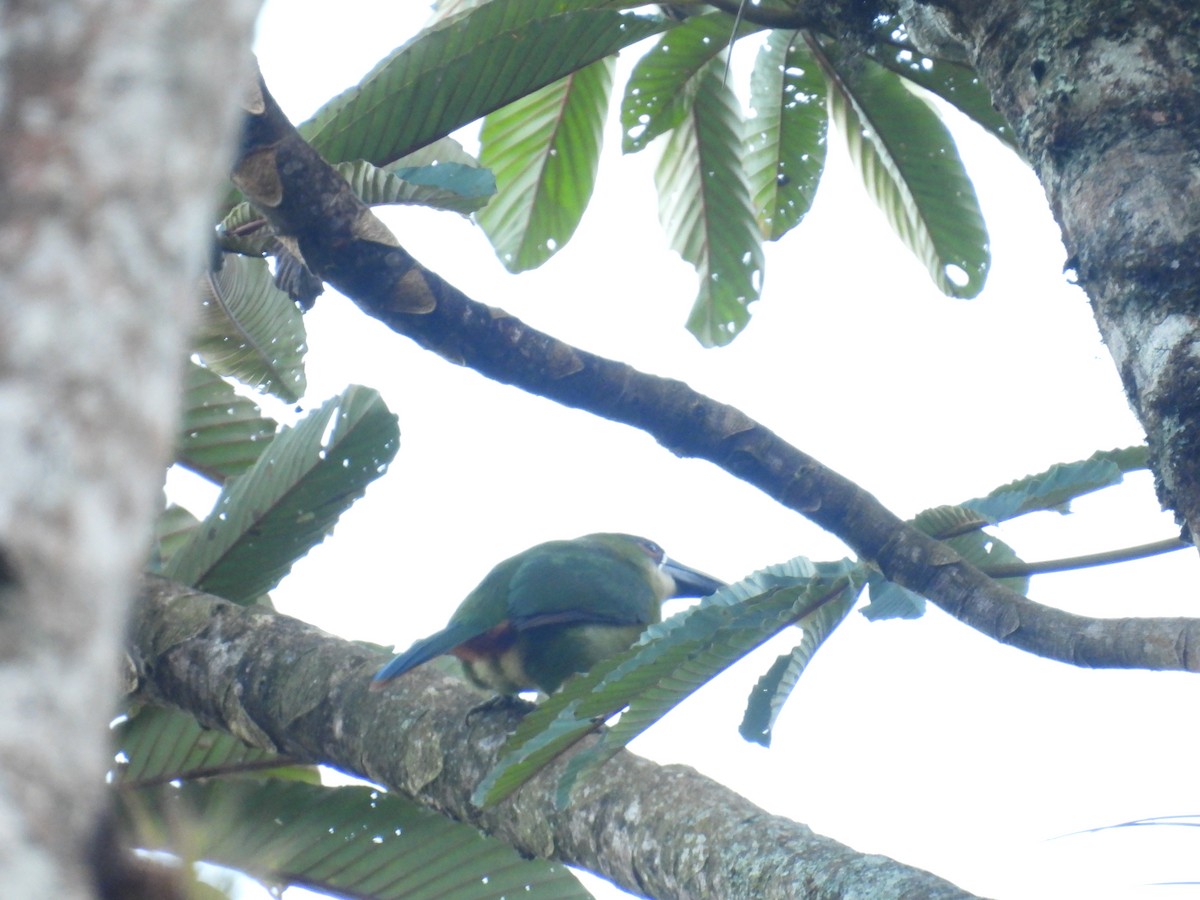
[621,12,761,154]
[868,15,1017,149]
[176,362,277,484]
[163,387,400,603]
[475,558,863,807]
[745,29,828,240]
[195,255,308,402]
[739,585,856,747]
[815,38,989,298]
[655,63,764,346]
[123,778,592,900]
[477,57,614,271]
[299,0,664,167]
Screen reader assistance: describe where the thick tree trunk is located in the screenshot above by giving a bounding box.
[0,1,257,895]
[923,0,1200,540]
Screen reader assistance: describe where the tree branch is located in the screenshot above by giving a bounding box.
[982,537,1188,579]
[231,74,1200,673]
[128,575,975,899]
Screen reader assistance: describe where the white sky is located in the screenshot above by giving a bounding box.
[208,3,1200,897]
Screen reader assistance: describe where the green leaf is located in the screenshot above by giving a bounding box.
[176,362,277,484]
[910,504,990,539]
[123,778,592,900]
[868,16,1017,149]
[195,255,308,402]
[745,30,827,240]
[151,504,200,570]
[815,40,989,298]
[475,558,863,807]
[945,529,1029,596]
[965,448,1141,523]
[163,387,400,603]
[655,64,764,346]
[113,706,291,787]
[739,585,856,747]
[336,158,496,215]
[621,12,760,154]
[860,574,926,621]
[300,0,664,167]
[477,57,614,271]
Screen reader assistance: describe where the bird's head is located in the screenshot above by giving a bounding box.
[578,533,725,601]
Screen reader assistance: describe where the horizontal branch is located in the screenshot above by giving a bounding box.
[129,576,974,900]
[232,74,1200,673]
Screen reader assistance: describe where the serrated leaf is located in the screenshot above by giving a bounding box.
[910,504,989,539]
[215,204,273,257]
[163,387,399,603]
[176,362,277,484]
[655,64,764,346]
[299,0,664,167]
[739,586,856,747]
[336,159,496,214]
[123,779,591,900]
[113,706,290,787]
[745,30,827,240]
[965,449,1138,523]
[195,255,308,402]
[475,558,863,807]
[868,16,1017,149]
[477,57,614,271]
[621,12,760,154]
[815,39,989,298]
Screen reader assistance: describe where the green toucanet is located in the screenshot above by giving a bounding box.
[371,533,724,694]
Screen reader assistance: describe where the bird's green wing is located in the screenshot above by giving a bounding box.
[505,540,658,628]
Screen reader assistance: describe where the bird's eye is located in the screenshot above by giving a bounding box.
[636,538,664,560]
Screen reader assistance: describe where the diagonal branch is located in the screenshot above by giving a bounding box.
[230,72,1200,672]
[129,575,976,900]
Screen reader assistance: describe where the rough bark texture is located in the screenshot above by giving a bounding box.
[0,1,258,896]
[924,0,1200,539]
[129,577,976,900]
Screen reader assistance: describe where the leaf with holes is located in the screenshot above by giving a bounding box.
[477,57,613,271]
[745,29,827,240]
[163,386,399,603]
[815,39,989,298]
[655,63,764,346]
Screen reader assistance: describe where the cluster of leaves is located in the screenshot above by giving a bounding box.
[219,0,1007,346]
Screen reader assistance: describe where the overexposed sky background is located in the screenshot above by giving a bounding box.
[203,3,1200,897]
